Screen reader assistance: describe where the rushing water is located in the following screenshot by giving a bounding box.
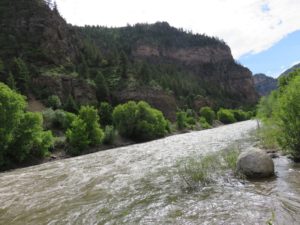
[0,120,300,225]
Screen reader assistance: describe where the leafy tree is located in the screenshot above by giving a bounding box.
[0,82,26,155]
[47,95,62,109]
[66,117,90,156]
[231,109,248,122]
[0,82,54,167]
[7,112,54,162]
[199,107,215,125]
[78,105,104,145]
[275,75,300,159]
[217,109,236,124]
[66,105,104,155]
[176,111,188,130]
[99,102,113,126]
[113,101,168,141]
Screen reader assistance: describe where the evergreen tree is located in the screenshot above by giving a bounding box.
[10,58,30,93]
[119,51,128,79]
[64,95,78,113]
[139,63,151,83]
[7,72,17,90]
[95,71,109,101]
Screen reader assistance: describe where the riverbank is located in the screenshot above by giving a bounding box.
[1,120,228,173]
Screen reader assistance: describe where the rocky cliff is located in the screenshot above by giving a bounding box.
[253,73,277,96]
[0,0,81,66]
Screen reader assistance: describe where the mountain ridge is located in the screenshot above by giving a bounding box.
[0,0,258,120]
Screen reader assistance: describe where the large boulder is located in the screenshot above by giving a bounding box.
[237,148,274,178]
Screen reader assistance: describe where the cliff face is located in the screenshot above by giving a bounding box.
[130,38,258,107]
[0,0,81,65]
[253,73,277,96]
[133,45,233,65]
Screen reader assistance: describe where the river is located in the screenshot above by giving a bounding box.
[0,120,300,225]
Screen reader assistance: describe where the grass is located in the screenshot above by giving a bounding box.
[256,121,281,150]
[177,147,241,190]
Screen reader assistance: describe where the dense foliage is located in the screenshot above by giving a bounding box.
[66,106,104,155]
[257,70,300,160]
[0,82,54,168]
[199,107,215,125]
[217,109,236,124]
[113,101,168,141]
[98,102,113,126]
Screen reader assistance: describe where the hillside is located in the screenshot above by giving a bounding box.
[253,73,277,96]
[0,0,258,121]
[280,63,300,77]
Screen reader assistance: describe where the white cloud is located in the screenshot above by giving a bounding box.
[56,0,300,58]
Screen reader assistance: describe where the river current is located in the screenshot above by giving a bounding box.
[0,120,300,225]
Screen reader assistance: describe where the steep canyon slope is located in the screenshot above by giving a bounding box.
[0,0,258,120]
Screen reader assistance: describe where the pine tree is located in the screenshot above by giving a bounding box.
[10,58,30,93]
[7,72,17,90]
[95,71,109,101]
[64,95,78,113]
[119,51,128,79]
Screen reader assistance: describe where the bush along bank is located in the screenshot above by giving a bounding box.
[256,69,300,161]
[0,82,254,171]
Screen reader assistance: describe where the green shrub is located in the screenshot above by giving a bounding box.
[103,125,116,145]
[113,101,168,141]
[199,117,211,129]
[275,76,300,159]
[47,95,61,109]
[165,120,172,133]
[99,102,113,126]
[257,70,300,160]
[8,112,54,161]
[78,106,104,146]
[0,82,54,167]
[42,109,76,130]
[217,109,236,124]
[66,105,104,155]
[176,111,188,130]
[66,117,90,156]
[64,112,77,129]
[199,106,215,125]
[256,121,280,150]
[231,109,248,121]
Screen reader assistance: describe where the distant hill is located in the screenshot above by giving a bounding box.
[0,0,258,121]
[280,63,300,77]
[253,74,277,96]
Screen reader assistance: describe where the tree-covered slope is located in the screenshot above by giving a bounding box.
[0,0,258,121]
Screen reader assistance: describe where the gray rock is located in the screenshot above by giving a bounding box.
[237,148,274,178]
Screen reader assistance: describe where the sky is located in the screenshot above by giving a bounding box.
[55,0,300,78]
